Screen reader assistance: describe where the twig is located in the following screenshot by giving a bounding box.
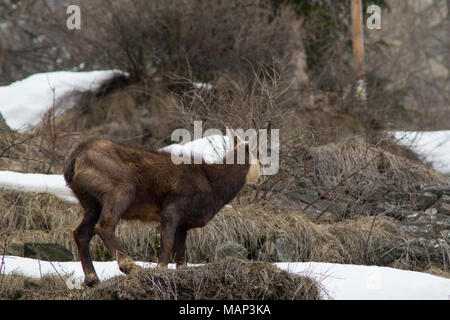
[361,211,378,264]
[0,234,11,289]
[314,195,340,222]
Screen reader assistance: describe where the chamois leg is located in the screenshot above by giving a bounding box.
[94,187,141,275]
[73,196,101,287]
[172,227,188,267]
[158,205,179,267]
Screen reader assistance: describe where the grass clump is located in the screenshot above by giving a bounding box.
[0,273,73,300]
[85,258,321,300]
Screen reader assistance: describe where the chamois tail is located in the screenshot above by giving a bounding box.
[63,152,77,184]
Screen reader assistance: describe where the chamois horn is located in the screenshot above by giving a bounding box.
[264,120,271,132]
[250,118,258,131]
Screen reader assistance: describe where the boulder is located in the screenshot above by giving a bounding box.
[415,192,438,210]
[274,238,296,262]
[24,243,74,262]
[439,203,450,216]
[215,242,248,261]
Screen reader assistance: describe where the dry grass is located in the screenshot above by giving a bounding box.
[310,142,442,190]
[84,259,321,300]
[0,272,77,300]
[0,190,414,268]
[0,259,320,300]
[186,207,389,264]
[296,141,444,218]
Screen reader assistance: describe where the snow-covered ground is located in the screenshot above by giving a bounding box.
[0,70,125,132]
[393,131,450,175]
[0,170,77,203]
[0,256,449,300]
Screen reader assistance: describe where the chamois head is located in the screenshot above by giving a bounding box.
[241,139,261,185]
[225,119,271,185]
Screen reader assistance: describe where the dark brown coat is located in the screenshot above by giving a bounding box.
[64,137,260,286]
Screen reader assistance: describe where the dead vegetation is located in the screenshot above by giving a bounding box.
[0,190,446,275]
[86,259,320,300]
[0,259,320,300]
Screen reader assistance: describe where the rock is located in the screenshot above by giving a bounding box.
[420,184,450,197]
[3,242,23,256]
[215,242,248,261]
[441,194,450,204]
[274,238,296,262]
[401,225,419,234]
[407,244,429,259]
[441,230,450,239]
[377,247,403,266]
[424,208,438,220]
[295,190,319,204]
[24,243,74,262]
[421,185,444,197]
[375,203,412,220]
[390,258,411,270]
[415,192,438,210]
[295,177,313,189]
[439,203,450,216]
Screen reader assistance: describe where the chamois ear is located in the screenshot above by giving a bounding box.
[225,122,243,147]
[250,118,259,132]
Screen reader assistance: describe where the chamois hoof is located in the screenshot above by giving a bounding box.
[117,251,141,274]
[119,261,142,274]
[175,262,188,269]
[83,273,100,288]
[156,262,168,269]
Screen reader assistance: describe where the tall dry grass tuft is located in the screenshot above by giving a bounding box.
[0,273,74,300]
[85,258,321,300]
[187,207,408,266]
[275,141,445,220]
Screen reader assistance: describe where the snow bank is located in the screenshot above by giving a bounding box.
[393,131,450,175]
[1,256,448,299]
[0,171,78,203]
[275,262,450,300]
[160,134,231,163]
[0,70,126,132]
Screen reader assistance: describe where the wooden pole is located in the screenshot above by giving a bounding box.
[351,0,366,105]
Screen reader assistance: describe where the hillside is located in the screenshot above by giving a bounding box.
[0,0,449,300]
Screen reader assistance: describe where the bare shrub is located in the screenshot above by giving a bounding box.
[32,0,299,84]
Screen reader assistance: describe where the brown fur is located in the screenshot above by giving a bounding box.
[64,138,260,286]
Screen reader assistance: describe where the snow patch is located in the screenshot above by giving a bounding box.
[0,70,126,132]
[393,131,450,175]
[1,256,448,299]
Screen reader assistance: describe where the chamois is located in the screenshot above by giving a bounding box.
[63,125,263,286]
